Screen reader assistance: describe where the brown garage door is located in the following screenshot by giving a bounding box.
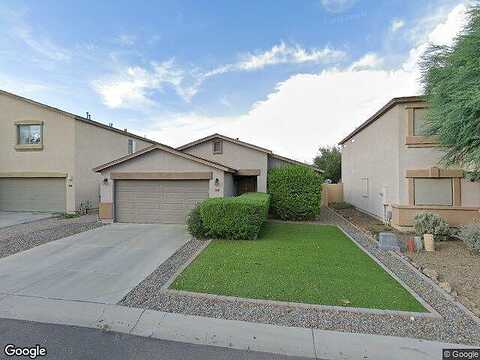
[115,179,209,223]
[0,178,66,212]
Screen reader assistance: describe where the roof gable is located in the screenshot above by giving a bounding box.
[0,89,157,145]
[93,143,236,173]
[177,133,272,154]
[338,96,425,145]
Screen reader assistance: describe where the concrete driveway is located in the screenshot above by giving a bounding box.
[0,211,55,229]
[0,223,189,304]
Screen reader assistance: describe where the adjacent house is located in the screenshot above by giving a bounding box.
[340,96,480,230]
[95,133,320,224]
[0,89,156,213]
[177,133,317,194]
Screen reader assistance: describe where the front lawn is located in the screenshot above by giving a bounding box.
[171,223,426,312]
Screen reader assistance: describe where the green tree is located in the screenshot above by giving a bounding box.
[420,5,480,177]
[314,146,341,183]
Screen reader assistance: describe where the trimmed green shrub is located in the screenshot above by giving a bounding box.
[459,224,480,254]
[199,192,270,240]
[414,212,450,239]
[186,205,207,239]
[267,165,322,221]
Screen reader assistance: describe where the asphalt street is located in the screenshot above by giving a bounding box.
[0,318,314,360]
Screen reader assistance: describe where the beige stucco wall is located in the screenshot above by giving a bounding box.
[341,105,401,220]
[184,140,269,192]
[99,149,227,220]
[224,173,235,197]
[0,92,76,212]
[342,100,480,227]
[397,103,445,205]
[461,179,480,207]
[0,91,155,213]
[74,120,152,209]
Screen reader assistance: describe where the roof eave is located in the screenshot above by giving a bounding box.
[178,133,273,154]
[93,144,237,173]
[338,95,426,145]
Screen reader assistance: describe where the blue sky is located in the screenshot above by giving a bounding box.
[0,0,469,161]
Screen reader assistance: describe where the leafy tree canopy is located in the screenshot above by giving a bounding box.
[313,146,341,183]
[421,6,480,178]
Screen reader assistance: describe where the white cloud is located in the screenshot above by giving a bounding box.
[136,2,469,162]
[94,42,345,108]
[390,19,405,32]
[92,59,190,108]
[402,3,468,73]
[427,3,468,46]
[13,26,71,61]
[349,53,383,71]
[203,42,345,78]
[237,42,346,70]
[136,68,418,162]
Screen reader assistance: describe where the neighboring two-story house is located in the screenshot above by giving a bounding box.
[0,89,156,214]
[340,96,480,230]
[95,133,321,224]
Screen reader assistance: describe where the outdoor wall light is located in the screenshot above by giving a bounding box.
[103,178,109,184]
[214,178,220,186]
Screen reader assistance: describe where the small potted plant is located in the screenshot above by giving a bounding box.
[414,212,449,252]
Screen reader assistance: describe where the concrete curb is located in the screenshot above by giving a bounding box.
[0,294,475,360]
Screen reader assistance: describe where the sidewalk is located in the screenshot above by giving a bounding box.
[0,294,474,360]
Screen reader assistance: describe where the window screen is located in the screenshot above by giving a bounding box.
[128,139,135,154]
[361,178,369,197]
[413,108,427,136]
[414,178,453,206]
[18,124,42,144]
[213,140,222,154]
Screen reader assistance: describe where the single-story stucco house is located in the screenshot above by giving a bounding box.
[340,96,480,230]
[0,89,157,214]
[95,133,321,224]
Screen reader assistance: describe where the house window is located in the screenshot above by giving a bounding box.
[18,124,42,144]
[213,140,223,154]
[361,177,369,198]
[413,108,427,136]
[128,139,135,154]
[15,121,43,150]
[414,178,453,206]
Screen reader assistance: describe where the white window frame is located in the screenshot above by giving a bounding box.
[213,139,223,154]
[15,121,44,151]
[361,177,369,198]
[128,139,136,154]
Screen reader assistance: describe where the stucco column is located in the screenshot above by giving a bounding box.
[65,174,76,214]
[99,172,114,223]
[209,170,224,197]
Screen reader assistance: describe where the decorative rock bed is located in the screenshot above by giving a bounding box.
[119,208,480,346]
[0,214,102,259]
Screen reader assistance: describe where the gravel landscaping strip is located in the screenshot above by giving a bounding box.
[0,214,102,259]
[119,209,480,345]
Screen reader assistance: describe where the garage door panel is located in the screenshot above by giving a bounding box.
[0,178,66,212]
[115,180,209,224]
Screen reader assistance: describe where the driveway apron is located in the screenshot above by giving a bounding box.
[0,224,189,304]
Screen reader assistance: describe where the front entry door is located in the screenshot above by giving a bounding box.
[237,176,257,195]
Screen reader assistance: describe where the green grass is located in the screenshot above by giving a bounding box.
[171,223,426,312]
